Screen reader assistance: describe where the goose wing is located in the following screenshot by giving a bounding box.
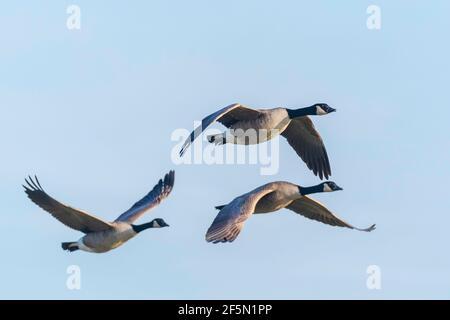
[206,185,276,243]
[179,103,261,156]
[115,171,175,223]
[281,117,331,180]
[23,176,113,233]
[286,196,376,232]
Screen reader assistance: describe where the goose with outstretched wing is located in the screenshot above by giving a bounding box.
[180,103,335,179]
[207,181,375,243]
[23,171,174,253]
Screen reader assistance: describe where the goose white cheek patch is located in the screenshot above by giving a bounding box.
[323,184,333,192]
[316,106,327,115]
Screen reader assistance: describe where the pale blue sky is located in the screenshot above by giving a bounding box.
[1,1,450,299]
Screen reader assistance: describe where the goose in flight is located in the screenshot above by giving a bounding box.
[206,181,375,243]
[179,103,336,179]
[23,171,175,253]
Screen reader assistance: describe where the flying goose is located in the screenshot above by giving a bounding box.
[179,103,336,179]
[23,171,175,253]
[206,181,375,243]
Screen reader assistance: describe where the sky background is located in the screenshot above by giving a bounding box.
[1,1,450,299]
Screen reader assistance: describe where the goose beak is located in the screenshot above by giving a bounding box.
[336,186,343,191]
[328,107,336,113]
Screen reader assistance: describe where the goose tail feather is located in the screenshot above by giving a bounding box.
[62,242,79,252]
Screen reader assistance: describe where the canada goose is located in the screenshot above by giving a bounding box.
[179,103,336,179]
[23,171,175,253]
[206,181,375,243]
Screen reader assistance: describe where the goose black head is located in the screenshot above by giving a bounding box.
[151,218,170,228]
[298,181,343,195]
[287,103,336,119]
[321,181,343,192]
[314,103,336,115]
[132,218,169,233]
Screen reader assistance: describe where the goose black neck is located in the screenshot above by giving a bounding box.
[132,222,153,233]
[298,184,323,196]
[286,106,316,119]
